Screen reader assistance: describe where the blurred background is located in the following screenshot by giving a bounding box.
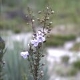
[0,0,80,80]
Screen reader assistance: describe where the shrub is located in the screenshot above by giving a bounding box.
[45,34,76,47]
[61,55,70,64]
[70,43,80,51]
[0,20,18,30]
[67,67,77,76]
[72,60,80,70]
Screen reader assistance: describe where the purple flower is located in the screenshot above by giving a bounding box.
[37,30,44,36]
[30,39,38,47]
[36,30,46,43]
[30,30,46,47]
[20,51,29,59]
[37,35,46,43]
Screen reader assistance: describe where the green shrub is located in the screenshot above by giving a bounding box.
[67,67,77,76]
[70,43,80,51]
[61,55,69,64]
[50,35,76,41]
[0,20,18,30]
[13,28,21,34]
[46,39,64,47]
[72,60,80,70]
[45,34,76,47]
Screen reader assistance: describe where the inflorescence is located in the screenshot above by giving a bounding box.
[20,7,54,80]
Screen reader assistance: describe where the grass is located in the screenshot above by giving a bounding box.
[61,55,70,64]
[1,0,80,32]
[55,64,77,76]
[51,0,80,24]
[72,60,80,70]
[0,19,31,33]
[0,19,18,30]
[45,34,76,47]
[67,67,78,76]
[36,0,80,25]
[70,42,80,51]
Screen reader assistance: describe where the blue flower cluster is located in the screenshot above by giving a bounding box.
[20,30,46,59]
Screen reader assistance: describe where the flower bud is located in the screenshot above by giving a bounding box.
[41,71,43,74]
[46,7,49,10]
[49,22,52,25]
[51,10,54,14]
[38,11,41,14]
[42,63,45,66]
[40,19,44,23]
[32,19,35,22]
[40,71,44,77]
[26,23,29,25]
[34,62,36,65]
[46,17,49,20]
[37,18,40,21]
[42,55,45,57]
[35,57,37,59]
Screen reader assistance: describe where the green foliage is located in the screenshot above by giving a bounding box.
[1,0,80,24]
[70,42,80,51]
[67,67,77,76]
[61,55,69,64]
[1,0,80,32]
[56,66,78,77]
[46,39,64,47]
[3,42,29,80]
[45,34,76,47]
[72,60,80,70]
[0,20,18,30]
[13,28,21,34]
[2,0,27,7]
[50,0,80,25]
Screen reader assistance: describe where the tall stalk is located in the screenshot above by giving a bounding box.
[20,6,54,80]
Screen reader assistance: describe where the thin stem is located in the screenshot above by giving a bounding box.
[28,56,35,80]
[27,7,36,34]
[43,8,49,33]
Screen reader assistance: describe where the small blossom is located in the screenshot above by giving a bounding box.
[20,51,29,59]
[37,30,44,36]
[31,39,38,47]
[37,35,46,43]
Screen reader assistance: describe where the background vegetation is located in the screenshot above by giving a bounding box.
[0,0,80,32]
[0,0,80,80]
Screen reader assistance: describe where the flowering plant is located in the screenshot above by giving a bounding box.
[20,7,54,80]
